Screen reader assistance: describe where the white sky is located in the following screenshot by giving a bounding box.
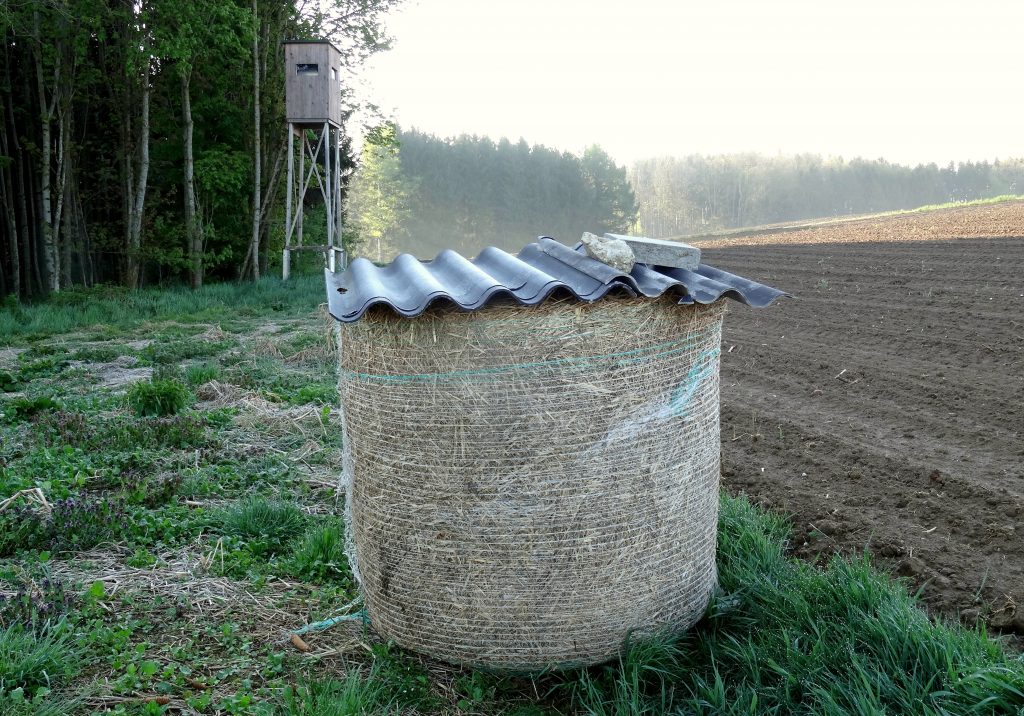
[354,0,1024,166]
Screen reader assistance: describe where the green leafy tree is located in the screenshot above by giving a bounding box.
[580,144,638,235]
[347,124,417,262]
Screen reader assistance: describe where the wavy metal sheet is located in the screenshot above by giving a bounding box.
[325,237,785,322]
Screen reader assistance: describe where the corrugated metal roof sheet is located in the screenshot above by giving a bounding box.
[325,237,785,322]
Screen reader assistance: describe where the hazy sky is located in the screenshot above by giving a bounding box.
[355,0,1023,166]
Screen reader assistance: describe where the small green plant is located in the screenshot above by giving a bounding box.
[0,371,18,392]
[289,521,350,582]
[0,620,78,697]
[292,382,337,406]
[38,410,209,451]
[281,669,391,715]
[69,345,125,362]
[48,496,127,550]
[116,470,184,507]
[15,356,67,381]
[1,396,60,423]
[454,671,499,711]
[127,376,191,417]
[141,338,234,365]
[0,573,72,629]
[220,496,306,555]
[0,686,76,715]
[370,642,438,712]
[185,362,220,385]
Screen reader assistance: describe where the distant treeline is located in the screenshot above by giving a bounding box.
[350,136,1024,260]
[630,155,1024,237]
[348,128,637,260]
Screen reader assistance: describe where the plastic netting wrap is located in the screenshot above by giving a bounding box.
[338,295,725,670]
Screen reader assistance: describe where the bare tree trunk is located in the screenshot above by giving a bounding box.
[0,102,19,298]
[14,145,32,296]
[76,185,94,286]
[121,89,133,283]
[241,0,262,280]
[125,61,150,289]
[182,70,203,288]
[27,160,43,291]
[55,108,69,286]
[33,11,59,292]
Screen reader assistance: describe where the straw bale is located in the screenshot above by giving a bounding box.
[338,295,725,670]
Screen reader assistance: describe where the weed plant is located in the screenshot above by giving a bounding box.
[0,575,71,629]
[0,619,78,696]
[219,497,306,556]
[186,362,221,385]
[127,375,191,416]
[0,496,126,556]
[288,521,350,583]
[281,668,392,715]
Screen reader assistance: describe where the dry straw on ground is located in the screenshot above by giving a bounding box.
[338,295,726,670]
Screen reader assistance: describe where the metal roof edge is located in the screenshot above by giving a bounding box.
[325,238,787,323]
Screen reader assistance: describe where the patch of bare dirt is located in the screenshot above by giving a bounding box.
[697,200,1024,249]
[81,354,153,388]
[705,208,1024,642]
[0,346,26,370]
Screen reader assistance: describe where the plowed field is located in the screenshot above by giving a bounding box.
[700,201,1024,642]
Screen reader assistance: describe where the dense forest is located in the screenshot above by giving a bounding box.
[631,154,1024,237]
[0,0,400,300]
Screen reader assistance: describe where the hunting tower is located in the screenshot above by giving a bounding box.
[282,40,346,278]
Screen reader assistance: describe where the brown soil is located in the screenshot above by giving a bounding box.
[702,202,1024,642]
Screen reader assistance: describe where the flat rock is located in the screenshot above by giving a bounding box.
[605,234,701,270]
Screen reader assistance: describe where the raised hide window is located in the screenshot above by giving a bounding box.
[296,63,319,75]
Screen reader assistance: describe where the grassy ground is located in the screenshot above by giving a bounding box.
[1,281,1022,715]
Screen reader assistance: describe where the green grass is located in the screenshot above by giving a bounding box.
[219,496,307,556]
[126,375,192,416]
[552,497,1024,714]
[1,276,1022,714]
[280,669,393,715]
[0,620,79,696]
[0,274,325,345]
[185,361,221,385]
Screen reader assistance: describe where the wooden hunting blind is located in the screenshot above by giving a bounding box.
[324,236,785,671]
[281,40,345,278]
[283,40,343,126]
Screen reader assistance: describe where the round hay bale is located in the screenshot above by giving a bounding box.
[338,295,725,670]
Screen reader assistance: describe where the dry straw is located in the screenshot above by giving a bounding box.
[338,294,725,670]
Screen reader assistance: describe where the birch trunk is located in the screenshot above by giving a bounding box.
[55,108,69,286]
[182,71,203,288]
[125,61,150,288]
[243,0,262,280]
[33,11,59,292]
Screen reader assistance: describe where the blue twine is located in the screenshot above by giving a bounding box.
[293,609,370,636]
[668,347,721,417]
